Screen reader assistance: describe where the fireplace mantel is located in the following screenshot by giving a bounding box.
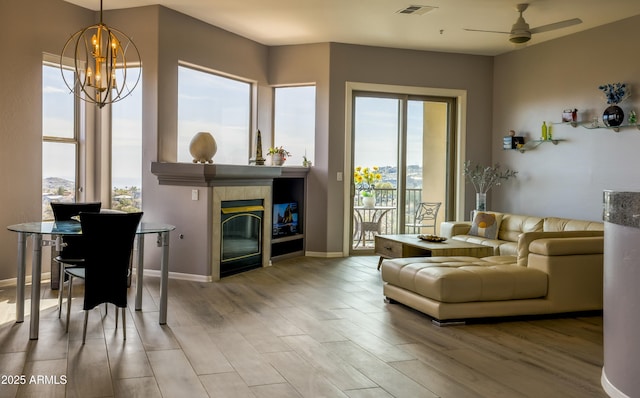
[151,162,282,186]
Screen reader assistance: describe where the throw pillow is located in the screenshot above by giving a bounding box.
[469,212,502,240]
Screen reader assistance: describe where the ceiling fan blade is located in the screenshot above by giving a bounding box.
[463,28,510,35]
[530,18,582,34]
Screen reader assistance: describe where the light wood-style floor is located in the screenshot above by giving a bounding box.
[0,256,606,398]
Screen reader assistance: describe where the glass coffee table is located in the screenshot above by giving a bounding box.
[374,234,495,269]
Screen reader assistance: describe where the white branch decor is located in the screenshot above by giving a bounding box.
[463,161,518,194]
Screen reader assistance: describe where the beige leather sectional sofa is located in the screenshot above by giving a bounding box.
[380,212,604,324]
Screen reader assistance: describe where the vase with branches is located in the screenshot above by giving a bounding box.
[463,161,517,211]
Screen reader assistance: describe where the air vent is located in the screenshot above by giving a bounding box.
[396,5,437,15]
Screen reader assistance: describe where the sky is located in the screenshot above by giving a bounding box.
[353,97,425,168]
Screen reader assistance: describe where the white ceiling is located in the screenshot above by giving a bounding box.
[64,0,640,56]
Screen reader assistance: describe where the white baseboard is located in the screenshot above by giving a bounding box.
[0,270,211,287]
[139,269,213,283]
[0,273,52,288]
[305,251,344,258]
[602,367,630,398]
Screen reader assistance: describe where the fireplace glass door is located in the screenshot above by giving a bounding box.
[220,200,264,277]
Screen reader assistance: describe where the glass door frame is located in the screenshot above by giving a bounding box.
[343,82,468,256]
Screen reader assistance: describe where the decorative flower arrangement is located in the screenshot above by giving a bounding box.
[463,161,517,194]
[598,82,628,105]
[267,146,291,159]
[354,166,382,197]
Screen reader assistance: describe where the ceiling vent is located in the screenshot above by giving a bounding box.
[396,5,437,15]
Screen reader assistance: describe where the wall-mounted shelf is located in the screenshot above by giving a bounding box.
[504,138,564,153]
[553,120,640,133]
[580,122,640,133]
[552,121,579,128]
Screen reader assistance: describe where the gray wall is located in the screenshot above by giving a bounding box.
[0,0,93,281]
[492,15,640,221]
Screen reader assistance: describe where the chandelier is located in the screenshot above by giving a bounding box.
[60,0,141,108]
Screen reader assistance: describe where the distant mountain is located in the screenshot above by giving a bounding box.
[43,177,74,192]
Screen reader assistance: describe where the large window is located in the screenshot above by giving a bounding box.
[42,61,78,220]
[111,67,142,212]
[273,85,316,166]
[177,65,251,164]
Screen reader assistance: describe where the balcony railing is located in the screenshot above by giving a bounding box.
[353,188,423,249]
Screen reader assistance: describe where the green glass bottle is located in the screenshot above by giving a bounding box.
[541,122,548,140]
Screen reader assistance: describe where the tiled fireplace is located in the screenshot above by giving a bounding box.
[212,187,271,278]
[151,162,280,280]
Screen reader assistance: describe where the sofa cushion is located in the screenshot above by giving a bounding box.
[469,212,502,239]
[381,256,548,303]
[498,214,543,242]
[498,241,518,256]
[543,217,604,232]
[451,235,503,254]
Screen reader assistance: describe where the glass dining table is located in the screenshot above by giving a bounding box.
[6,220,175,340]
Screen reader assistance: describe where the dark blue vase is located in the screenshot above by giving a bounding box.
[603,105,624,127]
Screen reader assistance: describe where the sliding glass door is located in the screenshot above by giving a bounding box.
[350,91,455,252]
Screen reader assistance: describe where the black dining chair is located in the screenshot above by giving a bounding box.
[64,211,143,344]
[50,201,102,318]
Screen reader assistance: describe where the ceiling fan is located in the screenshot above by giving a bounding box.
[464,3,582,44]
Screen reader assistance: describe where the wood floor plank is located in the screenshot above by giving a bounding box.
[104,324,154,380]
[170,325,234,375]
[343,387,395,398]
[211,330,286,387]
[280,334,377,391]
[250,383,302,398]
[199,372,256,398]
[129,311,180,352]
[391,359,491,398]
[325,318,416,363]
[0,352,27,398]
[325,340,439,398]
[265,350,348,397]
[146,349,209,398]
[113,377,162,398]
[65,339,113,398]
[16,358,67,398]
[399,342,528,397]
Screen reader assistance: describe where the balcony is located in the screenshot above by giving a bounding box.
[353,188,425,250]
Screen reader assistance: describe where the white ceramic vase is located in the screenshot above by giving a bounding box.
[189,132,217,164]
[362,195,376,208]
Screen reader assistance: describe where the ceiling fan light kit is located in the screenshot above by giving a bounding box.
[509,31,531,44]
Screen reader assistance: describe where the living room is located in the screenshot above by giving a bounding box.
[1,0,639,396]
[2,2,640,281]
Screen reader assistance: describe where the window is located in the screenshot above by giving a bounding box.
[111,67,142,212]
[273,86,316,166]
[177,65,251,164]
[42,61,78,220]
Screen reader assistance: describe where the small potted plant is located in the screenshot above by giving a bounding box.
[267,146,291,166]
